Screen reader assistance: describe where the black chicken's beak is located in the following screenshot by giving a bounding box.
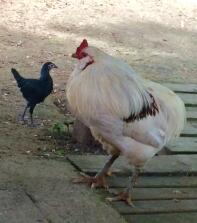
[53,64,58,68]
[72,53,77,58]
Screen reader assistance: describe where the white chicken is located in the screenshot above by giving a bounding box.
[67,39,186,205]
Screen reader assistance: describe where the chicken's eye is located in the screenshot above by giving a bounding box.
[48,64,53,69]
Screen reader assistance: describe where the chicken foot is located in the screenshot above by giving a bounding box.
[19,104,29,124]
[20,103,37,127]
[106,166,140,206]
[72,154,119,189]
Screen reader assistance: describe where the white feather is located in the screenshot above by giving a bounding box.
[67,47,153,123]
[66,46,186,167]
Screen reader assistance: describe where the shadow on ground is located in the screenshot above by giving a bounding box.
[48,19,197,83]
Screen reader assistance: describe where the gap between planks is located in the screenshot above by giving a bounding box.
[112,199,197,215]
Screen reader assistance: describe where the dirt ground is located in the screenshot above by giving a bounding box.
[0,0,196,158]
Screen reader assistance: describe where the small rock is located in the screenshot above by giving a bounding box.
[173,190,182,195]
[16,40,23,47]
[173,198,180,203]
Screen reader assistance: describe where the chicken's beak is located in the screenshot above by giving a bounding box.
[72,53,77,58]
[51,64,58,68]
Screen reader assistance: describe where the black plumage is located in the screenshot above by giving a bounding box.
[11,62,58,126]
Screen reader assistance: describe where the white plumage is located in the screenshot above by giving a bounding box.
[67,40,186,204]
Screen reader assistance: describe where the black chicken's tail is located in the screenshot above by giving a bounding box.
[11,68,25,88]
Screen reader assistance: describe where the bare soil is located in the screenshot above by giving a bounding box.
[0,0,196,158]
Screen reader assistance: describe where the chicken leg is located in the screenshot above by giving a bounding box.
[106,166,140,206]
[21,104,29,124]
[29,104,37,127]
[20,103,37,126]
[72,154,119,189]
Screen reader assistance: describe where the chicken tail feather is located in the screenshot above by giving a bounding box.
[11,68,25,88]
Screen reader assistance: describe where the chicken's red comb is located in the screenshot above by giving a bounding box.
[79,39,88,50]
[72,39,88,59]
[76,39,88,54]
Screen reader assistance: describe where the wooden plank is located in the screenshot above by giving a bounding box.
[112,199,197,214]
[187,110,197,120]
[125,213,197,223]
[166,137,197,153]
[177,93,197,107]
[142,155,197,174]
[68,154,197,175]
[67,155,130,173]
[187,121,197,128]
[108,188,197,200]
[108,176,197,188]
[162,83,197,93]
[186,107,197,112]
[181,124,197,137]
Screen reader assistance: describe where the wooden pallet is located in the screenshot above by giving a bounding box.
[68,83,197,223]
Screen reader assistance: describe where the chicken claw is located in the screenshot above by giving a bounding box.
[106,191,134,207]
[72,174,109,189]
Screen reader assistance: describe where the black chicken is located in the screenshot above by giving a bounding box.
[11,62,58,126]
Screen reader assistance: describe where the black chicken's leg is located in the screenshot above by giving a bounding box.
[21,104,29,123]
[29,104,36,126]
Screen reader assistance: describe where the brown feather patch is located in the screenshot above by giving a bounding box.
[123,92,159,123]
